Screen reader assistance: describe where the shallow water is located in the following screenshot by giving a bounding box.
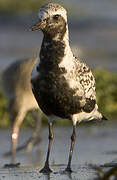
[0,123,117,179]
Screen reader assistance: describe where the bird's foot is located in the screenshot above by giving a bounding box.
[40,165,52,174]
[4,162,20,168]
[64,167,72,173]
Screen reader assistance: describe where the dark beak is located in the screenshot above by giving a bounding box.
[29,19,46,31]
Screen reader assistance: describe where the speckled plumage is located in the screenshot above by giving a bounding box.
[31,3,103,124]
[30,3,106,173]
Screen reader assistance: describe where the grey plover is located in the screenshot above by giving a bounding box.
[2,58,42,166]
[30,3,107,173]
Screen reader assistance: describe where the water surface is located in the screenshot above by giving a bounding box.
[0,0,117,72]
[0,123,117,180]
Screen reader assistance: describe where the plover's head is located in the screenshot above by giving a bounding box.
[30,3,68,39]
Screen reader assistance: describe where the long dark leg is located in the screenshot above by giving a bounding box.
[65,125,76,172]
[40,122,54,173]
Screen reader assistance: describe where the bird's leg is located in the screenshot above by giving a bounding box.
[4,111,25,168]
[26,111,42,152]
[11,124,19,164]
[65,125,76,172]
[40,122,54,173]
[10,111,25,165]
[4,115,21,168]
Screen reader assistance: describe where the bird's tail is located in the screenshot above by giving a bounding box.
[89,104,108,123]
[101,115,108,121]
[90,111,108,123]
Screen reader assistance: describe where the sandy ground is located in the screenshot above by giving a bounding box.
[0,123,117,180]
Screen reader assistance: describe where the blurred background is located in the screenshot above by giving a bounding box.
[0,1,117,179]
[0,0,117,127]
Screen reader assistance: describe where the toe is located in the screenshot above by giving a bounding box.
[40,166,52,173]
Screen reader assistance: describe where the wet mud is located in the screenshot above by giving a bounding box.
[0,123,117,180]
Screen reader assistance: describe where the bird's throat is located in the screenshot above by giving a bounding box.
[39,36,66,66]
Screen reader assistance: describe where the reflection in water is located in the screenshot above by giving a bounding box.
[61,171,73,180]
[43,173,51,180]
[42,171,72,180]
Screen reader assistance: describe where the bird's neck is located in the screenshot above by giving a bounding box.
[39,25,72,65]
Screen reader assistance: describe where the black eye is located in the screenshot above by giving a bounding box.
[53,14,60,20]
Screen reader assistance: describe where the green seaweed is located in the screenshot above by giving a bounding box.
[94,68,117,119]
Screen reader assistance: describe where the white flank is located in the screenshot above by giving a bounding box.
[72,104,102,125]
